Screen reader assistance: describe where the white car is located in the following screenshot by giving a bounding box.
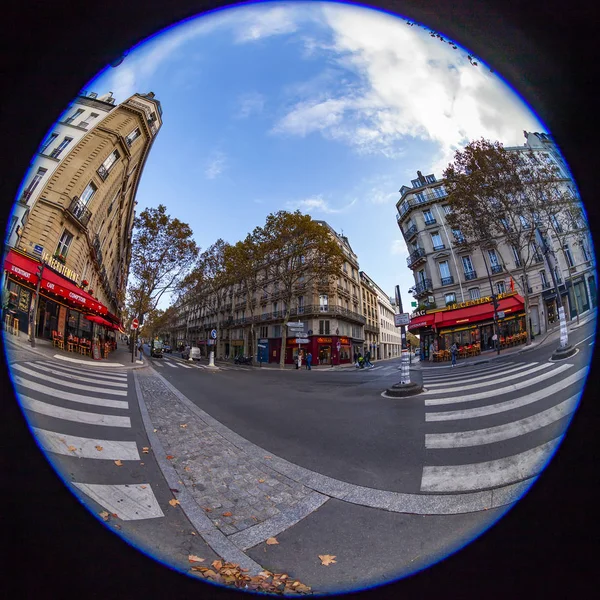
[182,346,201,361]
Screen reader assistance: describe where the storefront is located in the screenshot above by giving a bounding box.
[542,283,572,328]
[231,339,244,358]
[408,292,527,356]
[3,249,110,342]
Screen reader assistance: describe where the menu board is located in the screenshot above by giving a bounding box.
[92,343,101,361]
[18,289,31,312]
[58,306,67,336]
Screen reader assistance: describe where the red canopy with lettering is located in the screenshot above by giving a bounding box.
[3,249,39,285]
[433,295,525,328]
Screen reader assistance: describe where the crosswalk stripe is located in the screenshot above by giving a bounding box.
[13,363,127,388]
[420,436,561,492]
[423,361,516,380]
[424,363,533,386]
[164,362,178,368]
[72,483,164,520]
[29,361,127,382]
[154,362,164,367]
[12,369,128,396]
[20,395,131,427]
[425,393,579,448]
[180,364,193,369]
[14,376,129,409]
[32,427,140,459]
[424,363,573,405]
[426,367,588,421]
[425,363,550,390]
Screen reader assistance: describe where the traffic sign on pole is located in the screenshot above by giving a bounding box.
[394,313,410,327]
[131,318,139,330]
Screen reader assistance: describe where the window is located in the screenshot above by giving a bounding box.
[452,229,465,243]
[423,209,435,225]
[78,112,99,129]
[488,249,500,267]
[551,214,563,233]
[125,128,141,146]
[319,320,330,335]
[442,204,451,214]
[431,232,444,251]
[64,108,84,124]
[5,216,18,243]
[540,270,549,288]
[445,292,456,306]
[415,192,426,203]
[260,326,268,338]
[462,255,474,274]
[500,217,511,231]
[581,240,591,262]
[319,294,328,311]
[39,133,58,154]
[56,230,73,259]
[438,259,451,279]
[50,136,73,158]
[496,281,506,294]
[511,246,521,267]
[468,288,481,300]
[426,174,436,183]
[21,167,47,201]
[433,185,446,197]
[80,181,98,205]
[564,244,575,268]
[273,301,278,314]
[98,149,120,180]
[272,325,281,338]
[519,215,530,229]
[297,296,304,313]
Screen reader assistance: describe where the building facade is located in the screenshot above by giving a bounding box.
[171,221,368,365]
[3,92,162,343]
[5,91,117,249]
[360,271,380,359]
[398,131,596,360]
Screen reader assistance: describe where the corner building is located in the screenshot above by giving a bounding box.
[3,92,162,342]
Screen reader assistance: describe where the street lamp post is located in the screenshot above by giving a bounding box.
[30,260,45,348]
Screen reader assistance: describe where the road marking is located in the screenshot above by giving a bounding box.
[53,354,124,368]
[425,363,550,390]
[420,437,562,492]
[32,427,140,460]
[425,394,580,448]
[13,376,129,409]
[180,364,193,369]
[20,395,131,427]
[154,362,164,367]
[426,367,588,421]
[73,483,164,520]
[164,362,178,368]
[13,363,127,388]
[574,333,596,347]
[424,362,534,386]
[424,363,573,405]
[29,361,128,382]
[423,362,517,380]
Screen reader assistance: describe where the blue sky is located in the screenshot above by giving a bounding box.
[80,1,545,310]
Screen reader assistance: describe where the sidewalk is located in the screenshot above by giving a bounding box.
[2,330,147,369]
[412,308,596,370]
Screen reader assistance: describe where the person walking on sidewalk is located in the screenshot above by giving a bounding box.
[137,339,144,361]
[306,352,312,370]
[365,350,373,368]
[450,342,458,367]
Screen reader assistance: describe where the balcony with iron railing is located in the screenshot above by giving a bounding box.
[432,243,445,251]
[541,281,552,290]
[440,275,455,286]
[464,270,478,281]
[67,196,92,228]
[413,278,433,296]
[407,247,427,269]
[403,223,419,239]
[92,234,103,266]
[396,188,448,221]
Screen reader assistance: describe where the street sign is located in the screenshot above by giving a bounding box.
[207,339,215,345]
[336,342,341,351]
[287,322,303,328]
[497,311,505,319]
[411,301,417,308]
[295,338,309,344]
[131,318,139,330]
[210,329,217,339]
[394,313,410,327]
[33,244,43,255]
[257,344,267,348]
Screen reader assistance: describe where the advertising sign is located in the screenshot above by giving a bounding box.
[394,313,410,327]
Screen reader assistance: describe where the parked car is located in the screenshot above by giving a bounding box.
[163,344,172,353]
[182,346,201,361]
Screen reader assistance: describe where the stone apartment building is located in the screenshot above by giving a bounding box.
[172,221,369,365]
[3,92,162,342]
[398,131,596,360]
[360,271,379,358]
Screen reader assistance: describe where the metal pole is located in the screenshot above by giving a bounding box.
[481,251,501,355]
[30,261,45,348]
[395,285,410,384]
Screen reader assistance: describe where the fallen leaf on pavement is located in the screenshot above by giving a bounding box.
[114,460,123,466]
[264,455,272,460]
[319,554,337,566]
[68,445,77,452]
[266,537,279,545]
[140,485,147,489]
[191,531,197,536]
[258,479,265,483]
[212,560,223,570]
[169,499,180,507]
[222,512,233,517]
[99,511,109,521]
[180,424,187,428]
[203,507,212,512]
[166,455,174,460]
[188,555,205,563]
[112,513,118,518]
[113,524,121,530]
[170,488,180,493]
[184,466,191,472]
[142,447,149,454]
[153,428,157,432]
[95,445,103,452]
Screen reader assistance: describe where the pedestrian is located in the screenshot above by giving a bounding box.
[297,352,302,369]
[450,342,458,367]
[137,339,143,361]
[353,351,358,365]
[306,352,312,370]
[356,352,362,368]
[429,342,434,362]
[365,350,372,368]
[492,332,498,350]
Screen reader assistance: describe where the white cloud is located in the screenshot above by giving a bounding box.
[232,4,300,43]
[205,151,227,179]
[272,3,544,170]
[236,92,266,118]
[390,239,408,257]
[286,194,356,215]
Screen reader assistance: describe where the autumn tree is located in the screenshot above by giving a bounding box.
[127,204,198,324]
[443,139,548,345]
[252,211,345,368]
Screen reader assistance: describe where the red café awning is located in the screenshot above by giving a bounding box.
[408,294,525,331]
[85,315,116,328]
[4,249,108,315]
